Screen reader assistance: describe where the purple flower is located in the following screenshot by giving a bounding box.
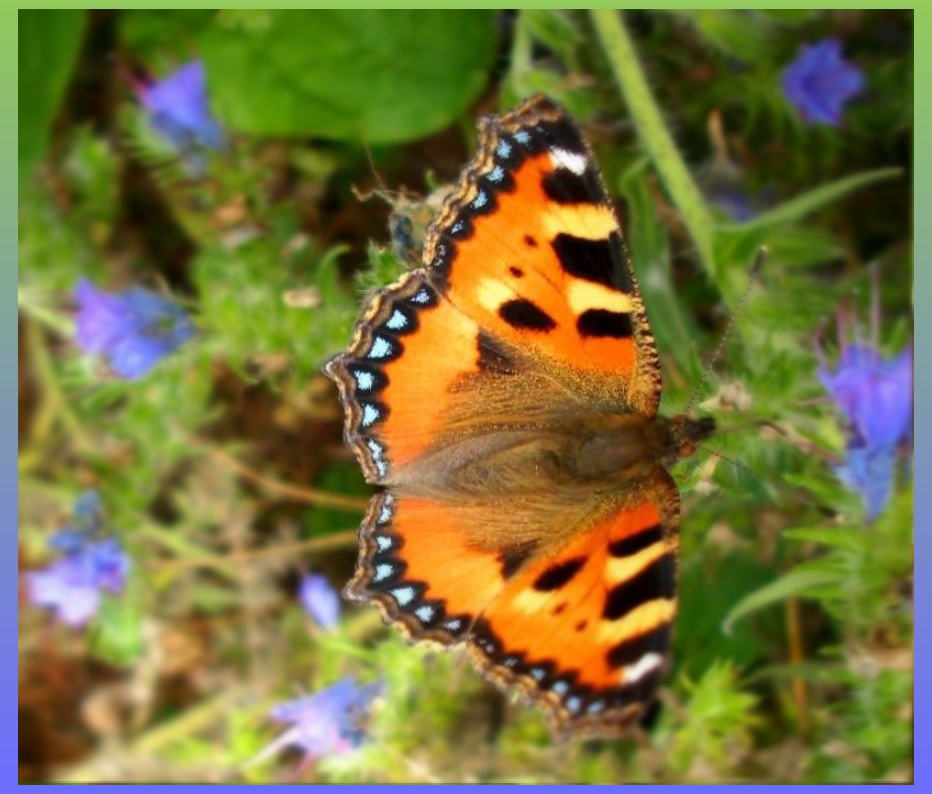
[136,61,225,153]
[25,491,131,627]
[710,187,758,223]
[834,445,898,523]
[254,677,382,774]
[781,38,865,127]
[817,296,912,520]
[298,573,340,630]
[74,279,196,379]
[818,343,912,452]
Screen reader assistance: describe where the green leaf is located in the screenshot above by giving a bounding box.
[120,9,215,59]
[18,10,86,193]
[675,552,775,678]
[720,167,902,236]
[783,526,861,550]
[713,167,902,275]
[199,10,498,144]
[722,567,843,634]
[765,225,842,268]
[678,10,775,65]
[620,161,702,384]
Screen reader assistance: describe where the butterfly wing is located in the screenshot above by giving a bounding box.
[424,93,662,416]
[347,470,681,738]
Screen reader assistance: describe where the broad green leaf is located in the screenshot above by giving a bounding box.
[18,10,86,193]
[723,567,844,634]
[199,10,498,144]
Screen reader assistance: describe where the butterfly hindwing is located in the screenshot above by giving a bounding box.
[470,470,680,737]
[346,470,681,737]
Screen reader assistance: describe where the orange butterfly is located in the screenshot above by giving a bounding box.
[325,94,714,739]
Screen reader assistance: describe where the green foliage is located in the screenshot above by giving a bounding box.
[662,661,760,777]
[18,9,87,193]
[18,7,912,786]
[197,10,498,144]
[92,585,146,666]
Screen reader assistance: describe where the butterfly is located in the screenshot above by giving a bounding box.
[325,94,715,739]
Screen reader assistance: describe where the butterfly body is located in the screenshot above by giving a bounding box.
[326,95,714,738]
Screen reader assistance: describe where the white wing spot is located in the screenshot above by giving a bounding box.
[354,369,374,391]
[361,404,380,427]
[373,563,394,583]
[385,309,407,331]
[376,535,392,552]
[552,681,569,696]
[487,164,505,183]
[513,130,531,145]
[550,147,588,176]
[622,652,664,684]
[414,605,435,623]
[391,586,416,606]
[368,336,393,359]
[496,139,513,159]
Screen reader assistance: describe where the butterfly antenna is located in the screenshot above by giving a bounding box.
[361,135,390,195]
[700,444,765,490]
[684,246,767,416]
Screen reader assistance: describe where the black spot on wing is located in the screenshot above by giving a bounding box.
[536,114,589,157]
[541,166,604,205]
[498,541,538,579]
[577,309,634,339]
[499,299,557,332]
[602,553,676,620]
[608,524,663,558]
[533,557,586,592]
[605,623,670,669]
[551,230,633,292]
[522,235,538,248]
[509,266,525,278]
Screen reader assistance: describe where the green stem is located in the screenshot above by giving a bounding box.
[56,686,249,782]
[590,9,716,277]
[22,315,94,457]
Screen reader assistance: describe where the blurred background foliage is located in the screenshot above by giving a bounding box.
[18,9,912,783]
